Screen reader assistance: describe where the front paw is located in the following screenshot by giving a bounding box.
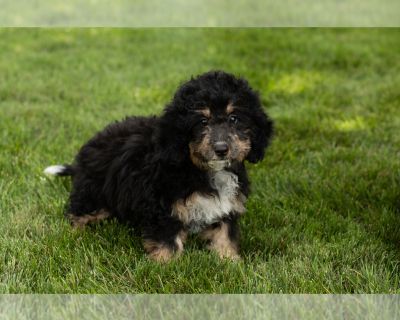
[217,249,242,261]
[143,231,186,263]
[143,240,176,263]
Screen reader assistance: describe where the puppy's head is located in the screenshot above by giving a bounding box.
[159,71,273,170]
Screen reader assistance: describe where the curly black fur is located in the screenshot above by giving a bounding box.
[45,70,273,261]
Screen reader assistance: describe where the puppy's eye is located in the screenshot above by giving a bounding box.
[201,118,209,126]
[229,115,238,124]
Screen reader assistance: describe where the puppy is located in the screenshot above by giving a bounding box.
[45,71,273,262]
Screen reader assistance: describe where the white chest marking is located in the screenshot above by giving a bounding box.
[172,170,246,233]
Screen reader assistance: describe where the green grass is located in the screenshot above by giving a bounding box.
[0,28,399,293]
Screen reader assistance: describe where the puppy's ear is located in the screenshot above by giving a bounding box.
[156,105,190,165]
[246,108,274,163]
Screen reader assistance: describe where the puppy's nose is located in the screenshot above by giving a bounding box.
[214,142,229,157]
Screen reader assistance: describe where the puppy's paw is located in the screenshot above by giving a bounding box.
[216,248,242,262]
[143,236,184,263]
[147,246,175,263]
[66,210,111,229]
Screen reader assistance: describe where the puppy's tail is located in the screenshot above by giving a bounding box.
[43,164,75,177]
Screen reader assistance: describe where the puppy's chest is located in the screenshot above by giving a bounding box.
[172,170,246,233]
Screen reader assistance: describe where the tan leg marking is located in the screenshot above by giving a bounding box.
[200,222,240,260]
[143,231,187,263]
[67,209,111,229]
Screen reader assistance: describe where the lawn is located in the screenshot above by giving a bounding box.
[0,28,399,293]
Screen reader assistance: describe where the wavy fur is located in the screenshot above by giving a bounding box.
[46,70,273,261]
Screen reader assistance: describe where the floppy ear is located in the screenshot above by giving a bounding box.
[156,79,201,164]
[246,108,274,163]
[156,105,190,165]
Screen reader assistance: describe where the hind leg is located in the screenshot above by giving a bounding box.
[66,180,111,229]
[66,209,111,229]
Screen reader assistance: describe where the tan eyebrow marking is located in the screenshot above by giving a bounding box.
[196,108,210,118]
[226,103,235,114]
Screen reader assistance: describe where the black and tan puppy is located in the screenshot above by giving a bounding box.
[45,71,273,262]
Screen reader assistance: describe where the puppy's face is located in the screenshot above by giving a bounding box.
[159,71,273,168]
[189,103,252,171]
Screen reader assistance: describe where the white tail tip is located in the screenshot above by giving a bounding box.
[44,165,66,176]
